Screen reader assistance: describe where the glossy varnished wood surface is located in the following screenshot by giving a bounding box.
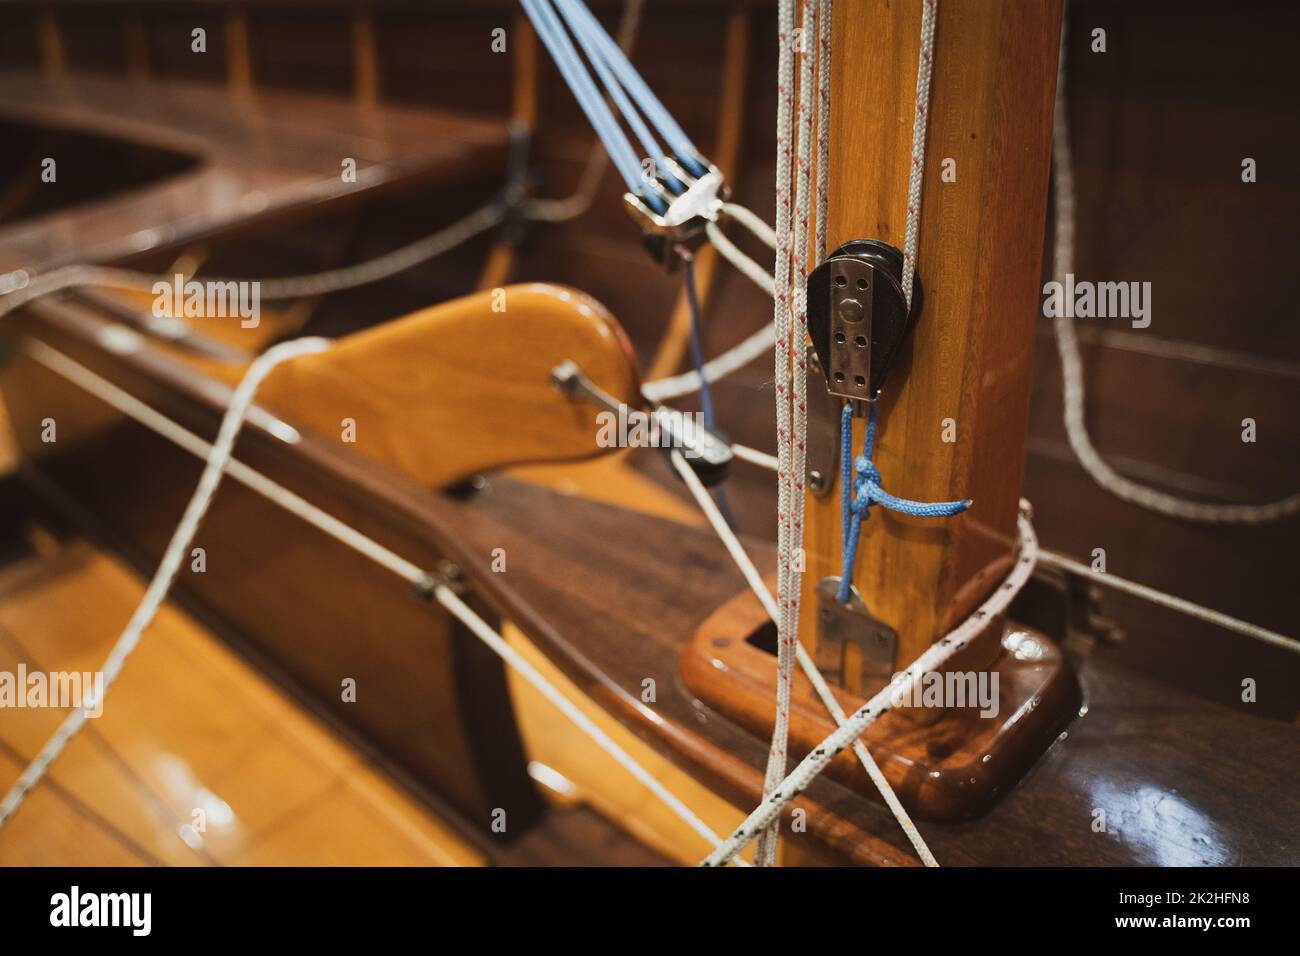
[0,0,1295,869]
[447,477,1298,865]
[4,294,1297,864]
[257,283,642,489]
[0,486,672,866]
[0,73,508,273]
[1,299,549,839]
[806,0,1063,666]
[0,494,483,866]
[682,585,1081,823]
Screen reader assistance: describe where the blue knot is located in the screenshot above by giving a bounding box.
[854,455,882,493]
[837,403,971,602]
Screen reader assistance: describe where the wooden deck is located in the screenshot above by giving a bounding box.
[0,507,482,866]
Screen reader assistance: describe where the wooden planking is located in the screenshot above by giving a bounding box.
[0,527,482,867]
[0,73,508,273]
[806,0,1063,666]
[502,622,757,866]
[4,297,1296,863]
[1019,0,1300,656]
[0,749,151,866]
[444,475,1300,865]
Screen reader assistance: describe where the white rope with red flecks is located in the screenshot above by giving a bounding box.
[900,0,937,310]
[757,0,828,867]
[756,0,798,868]
[701,503,1039,867]
[716,0,943,868]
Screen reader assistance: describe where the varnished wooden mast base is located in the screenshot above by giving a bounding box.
[682,587,1081,823]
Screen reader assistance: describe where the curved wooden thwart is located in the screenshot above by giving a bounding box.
[256,283,642,489]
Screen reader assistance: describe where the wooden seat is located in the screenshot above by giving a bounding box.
[0,73,510,274]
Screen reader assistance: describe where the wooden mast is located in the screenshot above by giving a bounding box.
[801,0,1063,682]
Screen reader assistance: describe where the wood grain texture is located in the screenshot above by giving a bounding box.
[682,582,1080,822]
[257,283,642,488]
[805,0,1063,666]
[502,622,758,865]
[0,73,508,274]
[0,512,483,867]
[4,297,1296,864]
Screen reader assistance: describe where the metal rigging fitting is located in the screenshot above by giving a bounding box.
[623,155,729,270]
[550,359,733,484]
[806,239,923,406]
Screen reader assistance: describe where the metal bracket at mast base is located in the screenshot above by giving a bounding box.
[622,157,728,270]
[815,576,899,692]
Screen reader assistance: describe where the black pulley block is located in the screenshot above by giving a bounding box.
[806,239,922,402]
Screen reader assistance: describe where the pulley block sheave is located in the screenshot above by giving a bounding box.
[806,240,922,402]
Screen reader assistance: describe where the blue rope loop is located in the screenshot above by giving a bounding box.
[837,403,971,603]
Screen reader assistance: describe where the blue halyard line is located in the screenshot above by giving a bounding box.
[557,0,708,176]
[520,0,665,211]
[837,403,972,603]
[682,256,736,526]
[683,258,715,427]
[555,0,687,195]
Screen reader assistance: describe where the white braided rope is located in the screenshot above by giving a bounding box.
[755,0,800,866]
[669,451,938,866]
[3,340,745,863]
[0,265,157,321]
[434,585,742,862]
[701,504,1040,867]
[0,337,332,829]
[1050,26,1300,524]
[705,220,777,296]
[253,202,506,299]
[637,217,776,402]
[730,442,780,472]
[814,0,833,268]
[1038,550,1299,655]
[639,209,779,402]
[759,0,819,868]
[720,202,778,250]
[0,201,505,318]
[899,0,938,307]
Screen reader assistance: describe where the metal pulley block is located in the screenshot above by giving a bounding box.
[806,239,922,403]
[623,156,728,270]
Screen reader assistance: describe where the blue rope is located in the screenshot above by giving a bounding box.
[519,0,666,211]
[555,0,687,195]
[682,256,737,526]
[683,258,715,427]
[556,0,708,177]
[837,403,971,603]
